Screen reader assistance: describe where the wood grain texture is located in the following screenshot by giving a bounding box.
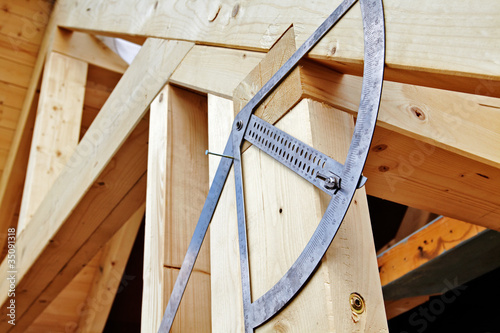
[378,216,485,287]
[142,85,210,332]
[58,0,500,94]
[365,127,500,229]
[52,28,129,74]
[171,45,264,99]
[0,0,58,262]
[242,100,386,332]
[0,38,193,332]
[382,228,500,300]
[174,44,500,169]
[78,204,144,333]
[208,95,244,332]
[17,52,87,235]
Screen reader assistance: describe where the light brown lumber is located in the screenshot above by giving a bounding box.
[365,126,500,229]
[384,296,430,320]
[17,52,87,235]
[0,82,26,110]
[246,99,387,331]
[0,57,33,88]
[0,0,53,20]
[142,85,210,332]
[0,38,193,332]
[172,45,500,169]
[209,95,388,330]
[3,114,148,332]
[221,27,500,228]
[377,216,485,287]
[78,204,145,333]
[0,105,22,131]
[170,45,264,99]
[207,95,244,332]
[52,28,129,74]
[58,0,500,96]
[26,251,102,332]
[0,1,60,261]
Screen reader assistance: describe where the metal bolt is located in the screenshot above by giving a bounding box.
[350,292,365,314]
[236,120,244,131]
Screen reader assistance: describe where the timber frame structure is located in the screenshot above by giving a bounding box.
[0,0,499,332]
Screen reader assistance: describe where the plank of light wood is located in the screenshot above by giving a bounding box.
[381,226,500,300]
[142,85,210,332]
[239,99,387,331]
[220,26,500,230]
[365,126,500,229]
[17,52,87,236]
[207,95,244,332]
[0,1,60,261]
[52,28,129,74]
[0,38,193,332]
[78,204,145,333]
[172,45,500,169]
[378,216,486,287]
[58,0,500,96]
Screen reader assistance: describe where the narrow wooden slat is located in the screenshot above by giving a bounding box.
[17,52,87,235]
[58,0,500,95]
[207,95,244,332]
[0,38,194,332]
[142,85,210,332]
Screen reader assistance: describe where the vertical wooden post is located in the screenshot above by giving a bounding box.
[209,96,387,331]
[17,52,87,235]
[142,85,210,332]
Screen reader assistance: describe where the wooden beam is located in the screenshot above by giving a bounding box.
[142,85,210,332]
[25,204,144,332]
[52,28,129,74]
[0,1,60,260]
[58,0,500,96]
[17,52,87,235]
[78,204,145,332]
[378,216,485,287]
[0,38,193,332]
[377,216,500,301]
[210,29,385,329]
[207,95,244,331]
[382,228,500,300]
[172,46,500,169]
[173,43,500,228]
[209,95,387,330]
[365,126,500,229]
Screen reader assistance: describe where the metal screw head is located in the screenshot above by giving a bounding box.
[236,120,244,131]
[349,292,365,314]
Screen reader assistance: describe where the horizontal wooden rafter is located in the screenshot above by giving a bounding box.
[57,0,500,96]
